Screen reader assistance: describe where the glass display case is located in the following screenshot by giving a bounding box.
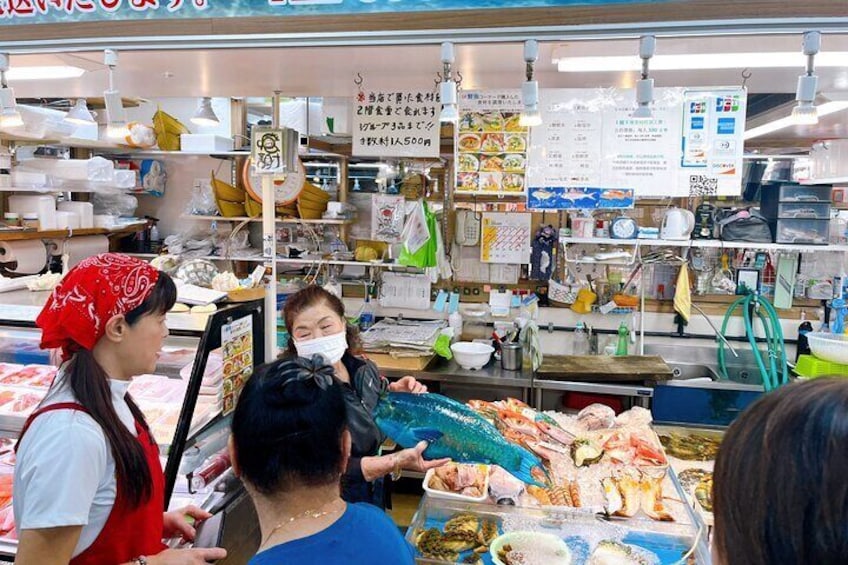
[0,292,264,563]
[407,467,711,565]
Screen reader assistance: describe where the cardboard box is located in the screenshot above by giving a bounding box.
[365,352,436,372]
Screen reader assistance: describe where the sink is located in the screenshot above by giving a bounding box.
[644,343,763,386]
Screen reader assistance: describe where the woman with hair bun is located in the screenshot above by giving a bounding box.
[231,355,415,565]
[282,286,448,508]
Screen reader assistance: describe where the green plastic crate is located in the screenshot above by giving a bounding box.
[795,354,848,378]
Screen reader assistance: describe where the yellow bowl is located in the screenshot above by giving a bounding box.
[245,196,262,216]
[212,172,244,202]
[300,182,331,202]
[297,203,325,220]
[218,200,246,217]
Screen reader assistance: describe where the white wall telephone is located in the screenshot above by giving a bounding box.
[455,209,481,246]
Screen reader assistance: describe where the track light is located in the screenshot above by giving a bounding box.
[519,40,543,128]
[0,54,22,129]
[439,42,459,124]
[791,31,821,125]
[103,49,128,139]
[632,35,656,120]
[64,98,96,126]
[191,97,220,126]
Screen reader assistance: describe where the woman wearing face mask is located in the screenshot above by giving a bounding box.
[13,254,227,565]
[283,286,449,508]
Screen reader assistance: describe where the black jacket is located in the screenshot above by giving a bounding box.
[340,352,387,484]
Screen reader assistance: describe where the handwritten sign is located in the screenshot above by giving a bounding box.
[480,212,531,264]
[353,90,440,158]
[251,127,286,174]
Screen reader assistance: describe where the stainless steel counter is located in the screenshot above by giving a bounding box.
[380,358,533,387]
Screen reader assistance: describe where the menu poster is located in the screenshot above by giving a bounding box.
[457,90,529,195]
[221,315,253,416]
[353,90,440,158]
[681,88,747,196]
[480,212,532,264]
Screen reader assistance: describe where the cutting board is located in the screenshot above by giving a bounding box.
[536,355,672,382]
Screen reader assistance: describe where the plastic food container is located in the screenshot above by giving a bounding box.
[490,531,572,565]
[775,218,830,244]
[422,464,490,502]
[451,341,494,370]
[807,332,848,364]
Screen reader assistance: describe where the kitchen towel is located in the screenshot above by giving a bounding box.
[0,240,48,274]
[674,263,692,323]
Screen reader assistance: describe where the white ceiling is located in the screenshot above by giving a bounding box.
[7,33,848,146]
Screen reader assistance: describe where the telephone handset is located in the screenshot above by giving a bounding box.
[455,210,481,246]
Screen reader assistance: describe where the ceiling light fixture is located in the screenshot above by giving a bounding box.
[743,100,848,140]
[6,65,85,81]
[519,39,542,128]
[0,54,23,129]
[632,35,656,120]
[191,97,220,127]
[791,31,821,126]
[555,51,848,73]
[439,42,459,124]
[64,98,95,126]
[103,49,128,140]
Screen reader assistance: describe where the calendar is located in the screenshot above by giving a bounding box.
[480,212,532,264]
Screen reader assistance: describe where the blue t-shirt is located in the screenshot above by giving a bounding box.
[249,502,415,565]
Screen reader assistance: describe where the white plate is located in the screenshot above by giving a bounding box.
[490,531,572,565]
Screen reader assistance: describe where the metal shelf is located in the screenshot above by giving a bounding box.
[560,236,848,253]
[801,177,848,186]
[181,215,352,225]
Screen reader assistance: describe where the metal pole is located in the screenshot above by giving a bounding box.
[261,92,282,362]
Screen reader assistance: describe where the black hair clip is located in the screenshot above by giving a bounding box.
[278,354,335,391]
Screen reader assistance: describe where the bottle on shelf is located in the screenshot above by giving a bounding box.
[359,290,375,331]
[572,322,591,355]
[615,321,630,356]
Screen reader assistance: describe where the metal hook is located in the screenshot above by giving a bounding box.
[434,72,443,92]
[472,194,482,221]
[455,70,463,90]
[741,68,752,89]
[354,72,364,88]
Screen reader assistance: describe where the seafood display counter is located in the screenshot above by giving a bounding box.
[403,399,712,565]
[0,300,265,563]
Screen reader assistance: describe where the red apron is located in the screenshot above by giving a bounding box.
[18,402,167,564]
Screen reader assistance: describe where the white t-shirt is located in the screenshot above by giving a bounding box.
[13,375,137,557]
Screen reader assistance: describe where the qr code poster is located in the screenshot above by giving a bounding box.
[480,212,532,264]
[689,174,719,197]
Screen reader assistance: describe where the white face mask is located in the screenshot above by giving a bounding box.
[294,331,347,365]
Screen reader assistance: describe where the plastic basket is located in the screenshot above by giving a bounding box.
[794,354,848,378]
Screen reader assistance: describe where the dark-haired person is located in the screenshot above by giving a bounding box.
[712,377,848,565]
[230,355,415,565]
[282,286,448,508]
[13,254,227,565]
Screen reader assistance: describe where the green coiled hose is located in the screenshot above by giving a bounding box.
[717,291,788,392]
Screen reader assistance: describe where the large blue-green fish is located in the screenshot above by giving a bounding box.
[374,392,545,486]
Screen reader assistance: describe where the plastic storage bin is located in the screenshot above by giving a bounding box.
[775,218,830,244]
[776,183,832,203]
[777,202,831,219]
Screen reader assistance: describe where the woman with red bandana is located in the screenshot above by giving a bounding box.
[13,254,227,565]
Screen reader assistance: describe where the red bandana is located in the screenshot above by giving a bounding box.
[37,253,160,360]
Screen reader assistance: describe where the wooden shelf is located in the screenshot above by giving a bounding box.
[0,224,145,241]
[181,215,352,225]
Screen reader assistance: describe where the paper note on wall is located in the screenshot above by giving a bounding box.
[480,212,531,264]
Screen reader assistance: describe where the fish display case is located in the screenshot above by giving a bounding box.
[408,467,711,565]
[0,292,265,563]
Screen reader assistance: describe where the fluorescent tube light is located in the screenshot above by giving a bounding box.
[556,51,848,72]
[743,101,848,140]
[6,65,85,81]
